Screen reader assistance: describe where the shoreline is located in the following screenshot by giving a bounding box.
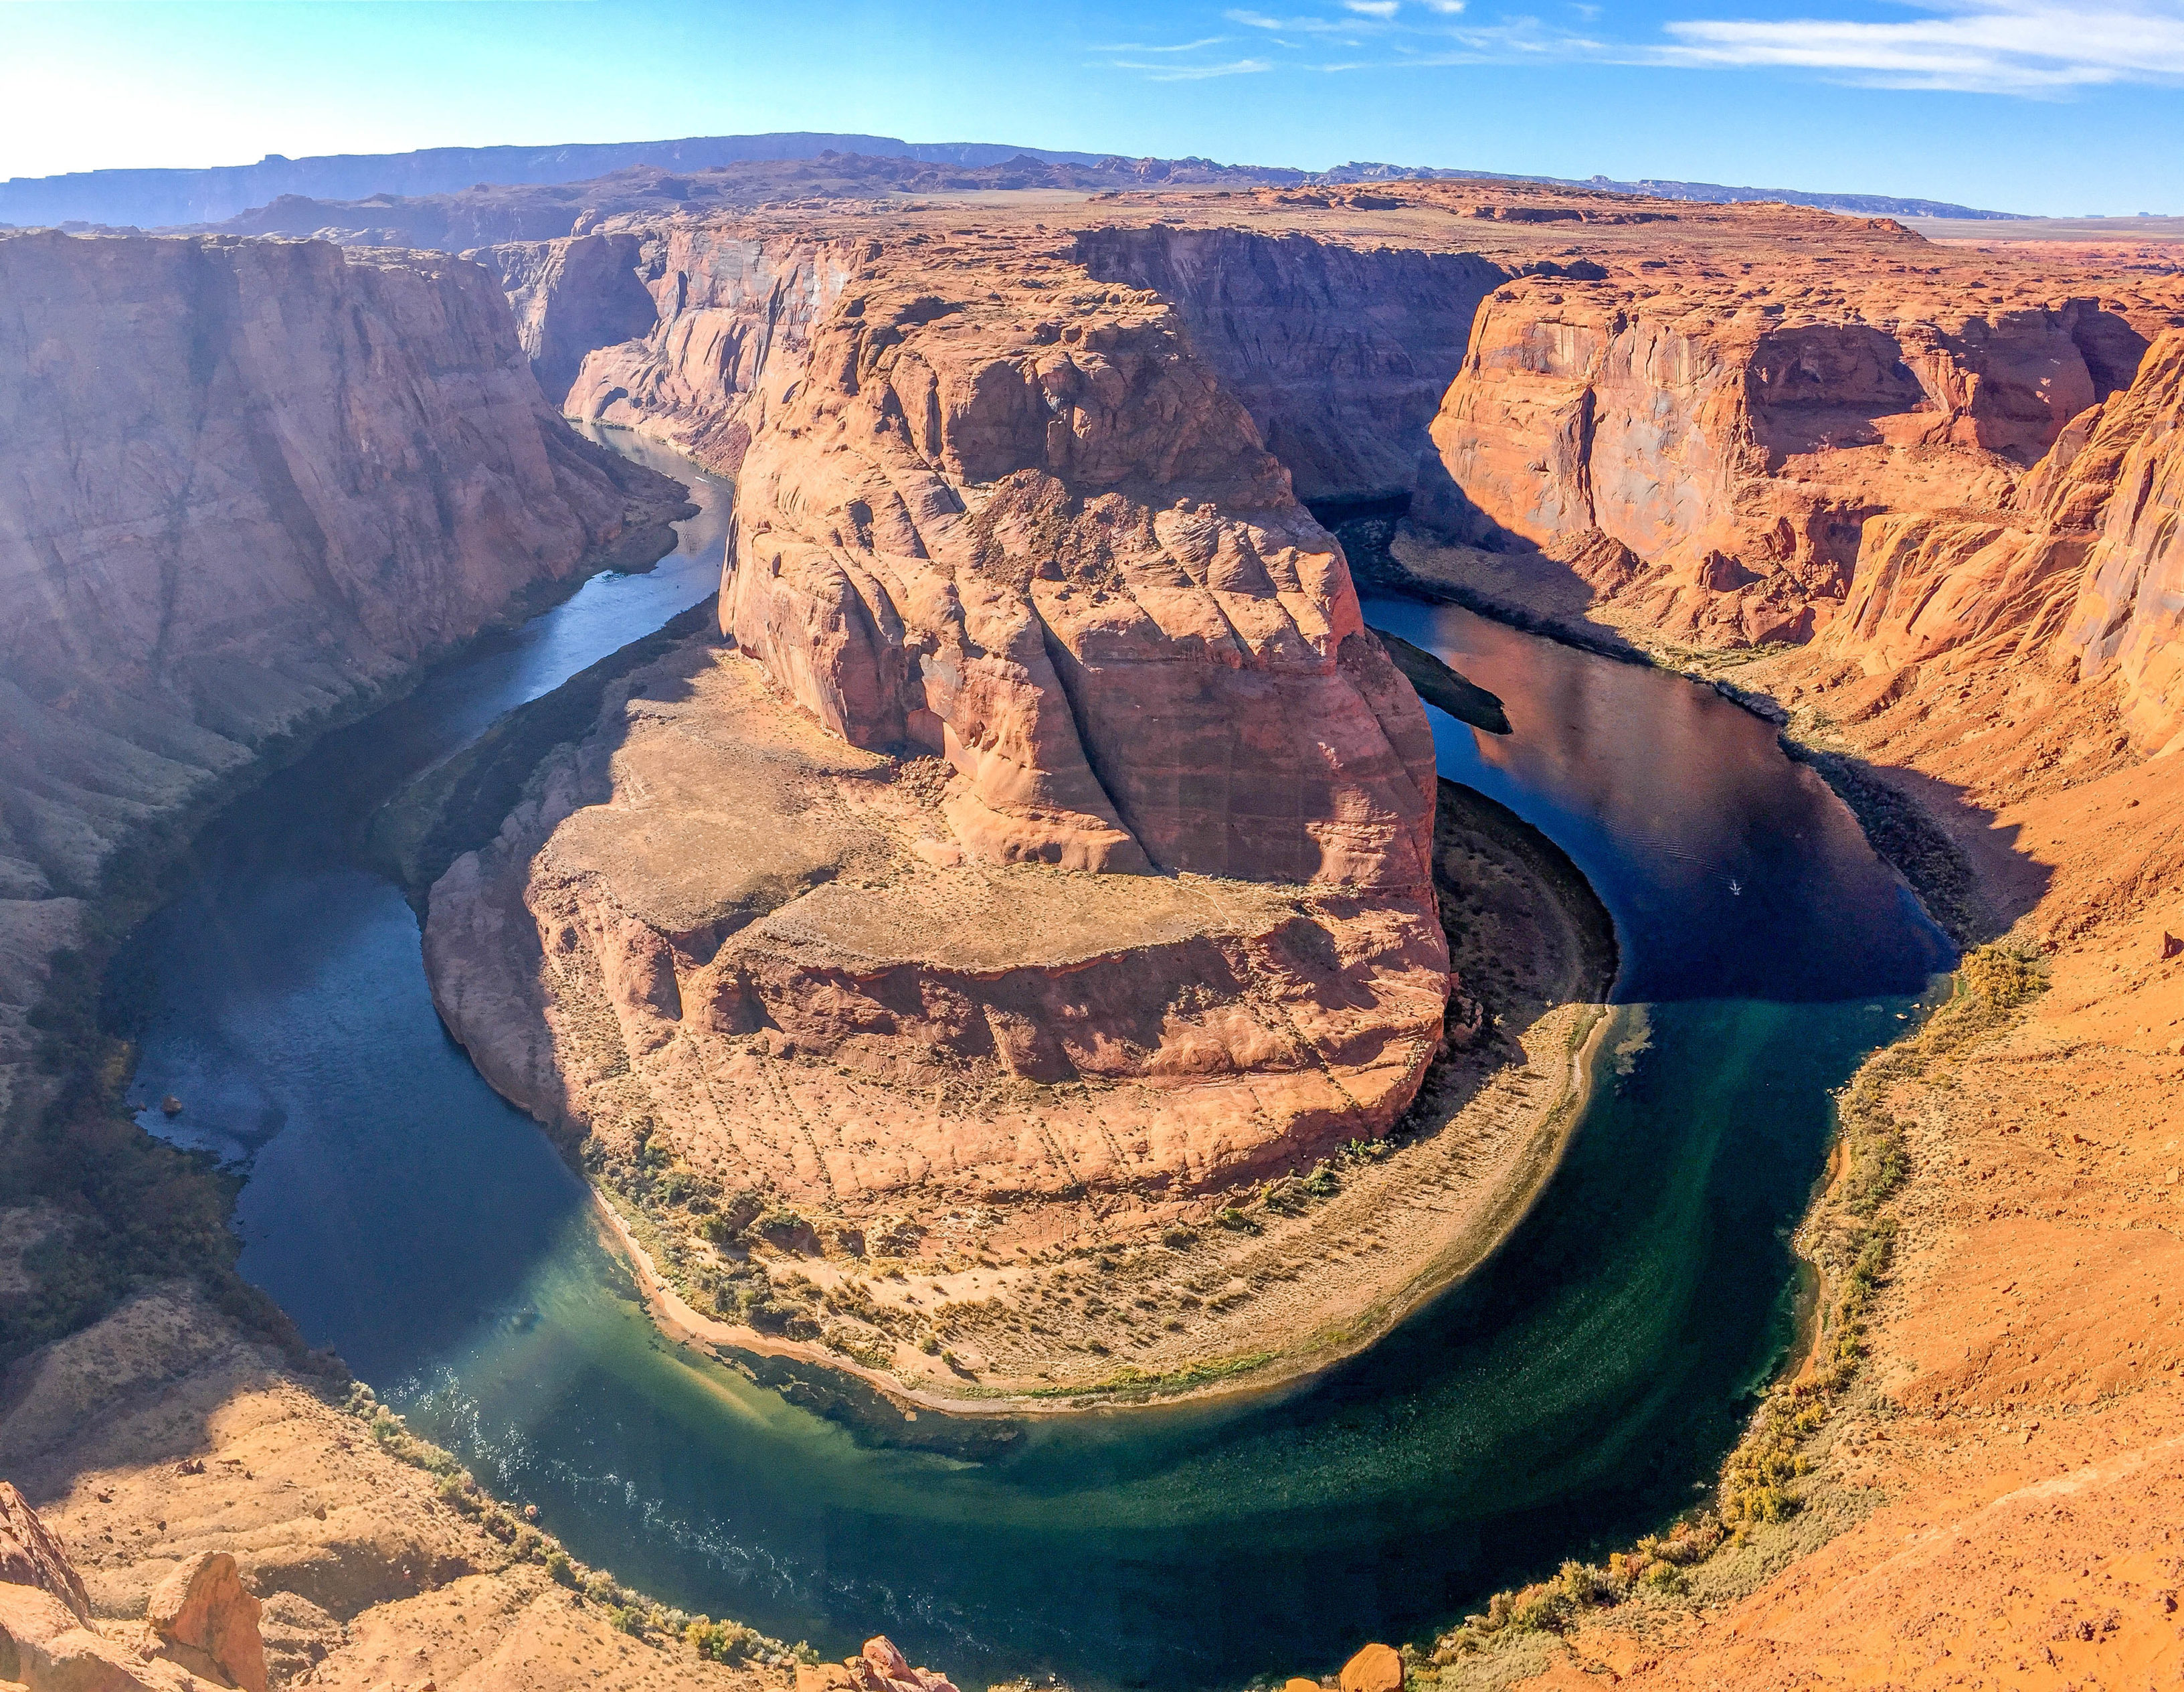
[584,999,1617,1421]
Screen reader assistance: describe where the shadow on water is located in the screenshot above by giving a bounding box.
[112,438,1954,1692]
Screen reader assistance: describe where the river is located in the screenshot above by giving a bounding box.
[115,439,1954,1691]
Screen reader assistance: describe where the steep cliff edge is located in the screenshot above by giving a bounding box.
[1069,224,1501,503]
[0,229,685,1124]
[1423,276,2172,647]
[543,224,869,467]
[2061,333,2184,753]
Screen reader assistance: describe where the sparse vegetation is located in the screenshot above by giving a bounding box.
[1425,940,2047,1671]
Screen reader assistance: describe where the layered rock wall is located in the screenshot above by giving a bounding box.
[548,226,871,468]
[1807,329,2184,756]
[1425,280,2163,645]
[723,254,1439,890]
[1070,224,1501,503]
[0,229,679,1118]
[2061,331,2184,752]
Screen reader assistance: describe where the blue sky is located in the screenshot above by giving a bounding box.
[2,1,2179,214]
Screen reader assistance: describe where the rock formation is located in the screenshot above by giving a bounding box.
[722,256,1439,886]
[2061,331,2184,753]
[0,1482,262,1691]
[146,1555,265,1692]
[1070,224,1501,502]
[0,1484,89,1626]
[0,229,685,1120]
[550,226,867,465]
[1425,280,2163,646]
[422,245,1453,1260]
[798,1636,959,1692]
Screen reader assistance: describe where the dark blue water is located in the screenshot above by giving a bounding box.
[117,446,1952,1691]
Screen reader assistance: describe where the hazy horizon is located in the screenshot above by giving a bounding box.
[3,1,2180,218]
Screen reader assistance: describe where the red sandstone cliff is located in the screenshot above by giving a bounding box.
[0,229,682,1118]
[551,225,869,467]
[2060,333,2184,753]
[1425,278,2164,646]
[723,254,1439,889]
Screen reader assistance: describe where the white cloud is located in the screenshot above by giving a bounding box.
[1655,0,2184,93]
[1190,0,2184,95]
[1226,8,1386,32]
[1092,36,1232,52]
[1108,55,1277,78]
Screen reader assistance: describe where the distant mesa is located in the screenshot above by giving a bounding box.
[0,129,2026,234]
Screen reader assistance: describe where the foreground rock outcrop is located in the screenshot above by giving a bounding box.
[0,1288,945,1690]
[0,228,685,1123]
[1,1479,260,1692]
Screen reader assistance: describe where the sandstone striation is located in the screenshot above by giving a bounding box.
[2060,332,2184,753]
[1425,282,2161,647]
[1070,224,1501,502]
[0,229,685,1122]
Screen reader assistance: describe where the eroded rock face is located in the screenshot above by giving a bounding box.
[1071,224,1501,503]
[1805,329,2184,757]
[424,643,1449,1215]
[0,229,683,1120]
[0,1485,88,1627]
[2061,331,2184,752]
[554,226,869,468]
[146,1555,264,1692]
[723,258,1439,890]
[1426,282,2156,647]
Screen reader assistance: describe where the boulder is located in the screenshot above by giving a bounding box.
[0,1580,199,1692]
[846,1636,959,1692]
[1340,1642,1403,1692]
[145,1556,264,1692]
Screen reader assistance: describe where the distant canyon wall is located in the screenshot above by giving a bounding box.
[498,224,869,469]
[0,228,681,1118]
[1424,281,2156,643]
[1069,224,1502,503]
[1830,329,2184,753]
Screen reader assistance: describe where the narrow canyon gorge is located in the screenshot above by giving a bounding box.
[3,163,2181,1692]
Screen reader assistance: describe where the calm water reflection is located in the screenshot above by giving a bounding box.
[116,450,1949,1691]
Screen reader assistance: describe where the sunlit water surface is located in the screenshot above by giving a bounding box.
[119,452,1953,1690]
